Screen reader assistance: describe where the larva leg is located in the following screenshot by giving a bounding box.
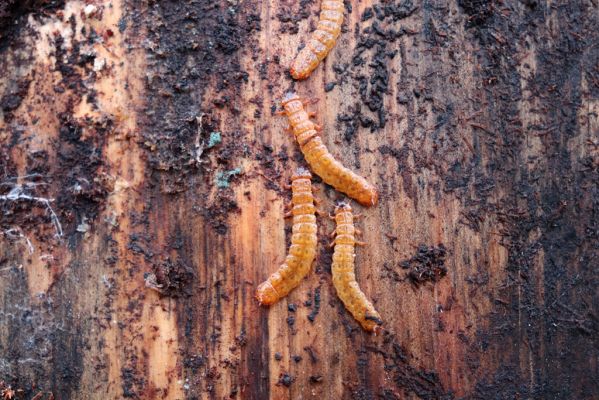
[355,240,367,246]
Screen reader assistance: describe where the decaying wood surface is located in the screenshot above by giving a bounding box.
[1,0,597,399]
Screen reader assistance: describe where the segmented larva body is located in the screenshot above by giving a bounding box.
[290,0,344,80]
[256,168,318,305]
[281,93,378,207]
[331,203,382,332]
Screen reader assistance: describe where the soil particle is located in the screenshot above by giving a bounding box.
[147,258,194,298]
[121,366,145,398]
[1,79,31,119]
[457,0,494,28]
[378,144,416,201]
[183,354,205,372]
[304,346,318,364]
[276,0,315,35]
[196,193,240,235]
[0,264,85,398]
[365,332,452,399]
[0,0,65,48]
[286,315,295,327]
[277,372,294,387]
[54,113,112,238]
[140,0,260,226]
[334,0,418,132]
[307,286,321,322]
[399,244,447,287]
[450,0,599,397]
[1,111,111,242]
[2,13,111,241]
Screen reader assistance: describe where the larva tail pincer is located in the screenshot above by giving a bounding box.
[290,0,344,80]
[256,168,318,306]
[330,202,382,333]
[281,92,378,207]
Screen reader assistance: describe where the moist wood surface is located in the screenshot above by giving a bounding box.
[0,1,597,399]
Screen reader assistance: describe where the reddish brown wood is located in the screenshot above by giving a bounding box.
[1,0,597,399]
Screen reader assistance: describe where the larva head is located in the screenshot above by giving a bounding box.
[291,168,313,197]
[334,202,352,215]
[365,314,384,334]
[282,91,300,102]
[256,281,279,306]
[281,92,303,114]
[291,167,312,181]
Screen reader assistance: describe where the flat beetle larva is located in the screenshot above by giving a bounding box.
[256,168,318,305]
[290,0,344,80]
[281,92,378,207]
[330,202,382,332]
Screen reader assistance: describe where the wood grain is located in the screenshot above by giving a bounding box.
[1,0,597,399]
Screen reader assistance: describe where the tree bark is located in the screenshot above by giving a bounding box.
[0,0,597,399]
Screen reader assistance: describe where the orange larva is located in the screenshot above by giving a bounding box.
[256,168,318,305]
[281,92,378,207]
[290,0,344,80]
[330,202,382,332]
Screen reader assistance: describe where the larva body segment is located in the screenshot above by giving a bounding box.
[290,0,344,80]
[331,203,382,332]
[256,168,318,305]
[282,93,378,207]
